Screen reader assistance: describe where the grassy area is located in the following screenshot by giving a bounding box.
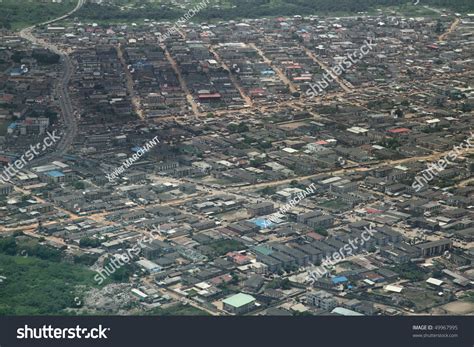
[393,263,428,282]
[207,239,245,256]
[0,0,76,30]
[369,286,445,312]
[0,253,98,315]
[403,287,446,311]
[146,304,210,316]
[335,261,360,271]
[383,3,443,17]
[266,278,292,290]
[319,199,350,211]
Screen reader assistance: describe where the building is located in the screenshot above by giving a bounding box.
[0,183,13,196]
[222,293,256,314]
[416,239,452,257]
[306,215,334,229]
[143,240,174,260]
[44,170,66,183]
[331,307,364,316]
[136,259,162,274]
[247,202,274,217]
[306,290,337,311]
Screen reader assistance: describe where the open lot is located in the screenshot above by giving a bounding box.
[435,301,474,315]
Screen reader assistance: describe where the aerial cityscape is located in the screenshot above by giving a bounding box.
[0,0,473,322]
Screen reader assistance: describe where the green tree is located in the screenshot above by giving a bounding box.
[74,181,86,190]
[315,228,328,237]
[0,237,17,256]
[79,238,101,248]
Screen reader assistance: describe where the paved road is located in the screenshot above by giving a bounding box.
[18,0,85,166]
[228,146,474,192]
[439,18,461,42]
[209,45,254,108]
[163,46,202,117]
[117,44,145,120]
[302,46,353,93]
[249,42,298,94]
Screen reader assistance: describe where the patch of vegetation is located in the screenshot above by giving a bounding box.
[227,122,249,133]
[79,237,101,248]
[75,2,181,23]
[208,239,245,256]
[0,0,76,30]
[422,125,443,134]
[146,304,210,316]
[314,228,328,237]
[0,253,98,315]
[387,3,444,17]
[0,236,62,262]
[75,0,474,25]
[379,138,401,150]
[73,181,86,190]
[260,186,276,196]
[32,49,60,65]
[393,263,427,282]
[402,287,446,311]
[11,50,27,63]
[367,98,395,110]
[103,257,136,283]
[73,253,100,266]
[0,237,17,256]
[266,278,292,290]
[319,199,350,211]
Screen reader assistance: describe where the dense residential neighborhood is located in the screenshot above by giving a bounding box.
[0,0,473,319]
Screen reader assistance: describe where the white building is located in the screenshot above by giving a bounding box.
[306,290,337,311]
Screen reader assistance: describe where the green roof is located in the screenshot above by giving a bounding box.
[222,293,256,308]
[253,245,273,256]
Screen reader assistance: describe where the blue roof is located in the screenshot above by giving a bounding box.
[8,123,17,129]
[131,146,144,153]
[47,170,65,178]
[332,276,348,284]
[252,218,273,229]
